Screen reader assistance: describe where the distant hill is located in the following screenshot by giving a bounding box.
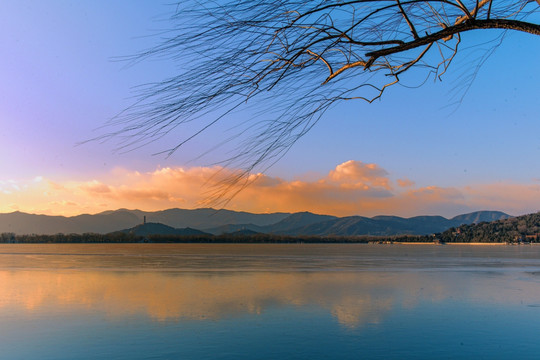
[204,223,266,235]
[284,211,511,236]
[0,210,140,235]
[115,222,211,237]
[223,229,261,236]
[451,211,511,225]
[206,211,337,235]
[115,208,290,229]
[0,208,511,236]
[265,212,338,234]
[0,208,289,235]
[439,211,540,243]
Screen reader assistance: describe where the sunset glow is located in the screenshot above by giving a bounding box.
[1,160,539,217]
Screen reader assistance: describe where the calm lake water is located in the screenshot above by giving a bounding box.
[2,244,540,359]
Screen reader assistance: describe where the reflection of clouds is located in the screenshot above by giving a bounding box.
[1,270,540,328]
[0,271,400,326]
[331,296,393,329]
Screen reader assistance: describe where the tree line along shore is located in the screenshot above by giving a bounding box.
[1,211,539,244]
[0,232,426,244]
[0,232,536,245]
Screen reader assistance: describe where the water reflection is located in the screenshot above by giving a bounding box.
[3,245,540,359]
[2,269,540,328]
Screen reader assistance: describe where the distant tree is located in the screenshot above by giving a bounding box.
[0,232,16,243]
[105,1,539,196]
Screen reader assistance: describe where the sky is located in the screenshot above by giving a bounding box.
[0,1,539,218]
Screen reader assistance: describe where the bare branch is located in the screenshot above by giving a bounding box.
[366,19,540,64]
[305,49,334,77]
[396,0,420,39]
[99,0,540,201]
[455,0,474,19]
[453,0,492,26]
[323,60,368,84]
[393,42,434,76]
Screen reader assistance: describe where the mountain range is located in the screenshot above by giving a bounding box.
[0,208,511,237]
[115,222,211,237]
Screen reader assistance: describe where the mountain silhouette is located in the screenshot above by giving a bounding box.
[0,208,511,236]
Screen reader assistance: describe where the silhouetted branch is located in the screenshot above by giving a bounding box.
[102,0,539,203]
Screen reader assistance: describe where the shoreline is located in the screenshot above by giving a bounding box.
[395,242,537,246]
[1,241,538,245]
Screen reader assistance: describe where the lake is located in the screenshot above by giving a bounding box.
[1,243,540,359]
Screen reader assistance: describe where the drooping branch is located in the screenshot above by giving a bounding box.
[323,60,368,84]
[365,19,540,68]
[444,0,491,39]
[102,0,539,200]
[396,0,420,39]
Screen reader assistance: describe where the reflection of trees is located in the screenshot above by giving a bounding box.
[1,270,538,328]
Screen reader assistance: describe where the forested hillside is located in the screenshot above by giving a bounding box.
[438,212,540,243]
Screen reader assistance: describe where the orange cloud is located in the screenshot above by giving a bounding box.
[80,180,111,194]
[328,160,391,189]
[1,161,539,217]
[461,183,540,216]
[397,178,415,188]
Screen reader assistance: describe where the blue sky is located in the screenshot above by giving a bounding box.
[0,1,539,217]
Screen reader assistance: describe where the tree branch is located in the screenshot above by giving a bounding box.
[323,60,368,84]
[396,0,419,40]
[103,0,540,195]
[366,19,540,66]
[305,49,333,76]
